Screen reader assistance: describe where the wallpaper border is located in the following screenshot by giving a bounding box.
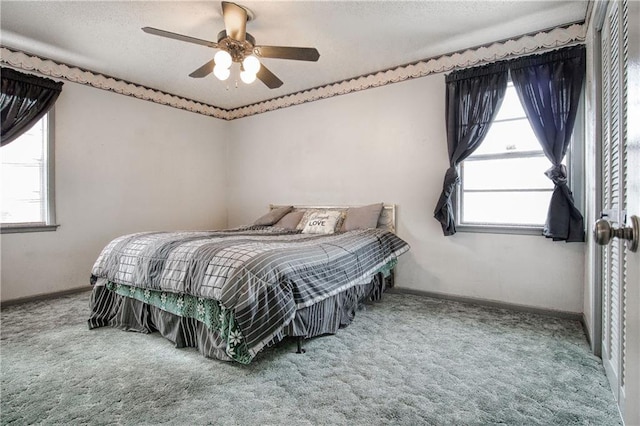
[0,47,231,120]
[0,23,585,121]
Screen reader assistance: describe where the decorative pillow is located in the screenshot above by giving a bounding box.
[274,211,304,230]
[341,203,384,231]
[253,206,293,226]
[296,209,346,231]
[296,209,315,231]
[334,211,347,232]
[301,211,342,234]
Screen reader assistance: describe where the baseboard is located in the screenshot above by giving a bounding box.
[388,287,583,322]
[2,285,584,323]
[581,313,592,347]
[1,286,92,308]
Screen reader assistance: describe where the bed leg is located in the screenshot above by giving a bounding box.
[296,336,306,354]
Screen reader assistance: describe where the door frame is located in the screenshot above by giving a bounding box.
[585,0,608,359]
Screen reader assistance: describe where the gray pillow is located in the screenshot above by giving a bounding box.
[341,203,384,231]
[253,206,293,226]
[274,211,304,229]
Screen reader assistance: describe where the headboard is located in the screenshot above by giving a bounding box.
[269,204,397,233]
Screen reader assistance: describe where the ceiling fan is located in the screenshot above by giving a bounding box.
[142,1,320,89]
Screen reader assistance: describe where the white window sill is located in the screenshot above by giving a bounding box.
[456,224,544,236]
[1,224,59,234]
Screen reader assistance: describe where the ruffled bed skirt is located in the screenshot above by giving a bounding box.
[88,272,392,363]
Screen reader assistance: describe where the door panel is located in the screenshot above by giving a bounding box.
[598,1,640,423]
[600,1,625,405]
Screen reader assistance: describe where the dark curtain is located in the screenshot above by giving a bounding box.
[509,46,586,242]
[1,67,63,147]
[433,63,508,235]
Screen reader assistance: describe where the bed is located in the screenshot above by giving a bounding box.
[88,203,409,364]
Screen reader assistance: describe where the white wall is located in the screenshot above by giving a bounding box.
[227,74,586,313]
[1,69,587,313]
[0,82,228,302]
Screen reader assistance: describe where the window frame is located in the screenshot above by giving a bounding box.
[454,82,584,235]
[1,110,58,234]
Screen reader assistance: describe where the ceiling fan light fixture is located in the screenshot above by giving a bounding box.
[213,65,231,81]
[240,70,257,84]
[242,55,261,74]
[214,50,232,69]
[143,1,319,90]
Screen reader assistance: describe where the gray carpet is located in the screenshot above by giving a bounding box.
[0,290,621,425]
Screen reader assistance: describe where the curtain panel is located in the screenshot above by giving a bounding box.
[434,45,586,240]
[1,67,63,146]
[433,62,509,235]
[509,45,586,242]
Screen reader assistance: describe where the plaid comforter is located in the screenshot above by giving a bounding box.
[90,226,409,359]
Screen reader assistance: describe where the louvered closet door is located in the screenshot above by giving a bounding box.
[600,0,628,409]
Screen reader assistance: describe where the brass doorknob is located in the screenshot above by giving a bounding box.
[594,215,639,252]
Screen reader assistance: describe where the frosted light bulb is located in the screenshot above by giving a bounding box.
[213,65,230,81]
[240,70,257,84]
[240,71,256,84]
[214,50,232,69]
[242,55,261,74]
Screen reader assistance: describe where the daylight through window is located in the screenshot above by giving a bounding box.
[1,115,52,227]
[457,82,561,228]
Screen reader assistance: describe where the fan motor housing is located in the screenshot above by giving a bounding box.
[217,30,256,62]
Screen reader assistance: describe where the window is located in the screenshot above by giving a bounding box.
[456,82,576,233]
[1,112,57,233]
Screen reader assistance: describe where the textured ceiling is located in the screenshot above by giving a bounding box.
[0,1,588,110]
